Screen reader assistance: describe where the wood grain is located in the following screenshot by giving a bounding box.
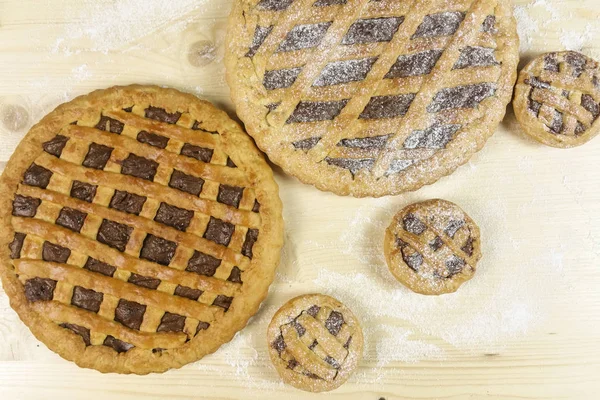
[1,1,600,398]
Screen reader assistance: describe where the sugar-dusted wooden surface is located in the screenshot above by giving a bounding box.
[1,1,600,399]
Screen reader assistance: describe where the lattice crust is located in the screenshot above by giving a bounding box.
[514,51,600,149]
[225,0,519,197]
[0,85,283,374]
[384,199,481,295]
[267,294,363,393]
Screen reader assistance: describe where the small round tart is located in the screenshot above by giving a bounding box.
[514,51,600,148]
[384,199,481,295]
[267,294,363,392]
[0,85,283,374]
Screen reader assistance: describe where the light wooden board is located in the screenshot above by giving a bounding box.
[1,1,600,399]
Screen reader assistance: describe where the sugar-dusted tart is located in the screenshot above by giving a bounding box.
[384,199,481,295]
[514,51,600,148]
[226,0,519,197]
[267,294,363,392]
[0,85,283,374]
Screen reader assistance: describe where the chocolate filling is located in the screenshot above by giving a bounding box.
[403,252,423,272]
[120,154,158,181]
[360,94,415,119]
[55,207,88,233]
[9,233,26,259]
[169,170,204,196]
[549,110,564,134]
[403,213,427,235]
[324,355,341,369]
[544,53,560,72]
[104,335,134,353]
[12,195,41,218]
[388,159,415,174]
[196,321,210,334]
[404,124,460,149]
[252,200,261,213]
[246,26,273,58]
[95,116,124,134]
[226,157,237,168]
[70,181,97,203]
[83,257,116,277]
[291,320,306,336]
[313,57,377,87]
[565,52,587,78]
[427,83,496,113]
[24,277,57,302]
[444,219,465,238]
[429,236,444,251]
[128,273,161,290]
[97,219,133,252]
[42,241,71,263]
[526,76,551,90]
[325,311,344,336]
[82,143,113,170]
[140,234,177,266]
[325,157,374,175]
[137,130,169,149]
[186,251,221,277]
[256,0,294,11]
[287,99,349,123]
[412,12,465,39]
[482,15,497,34]
[307,305,321,317]
[145,107,181,124]
[157,312,186,333]
[154,202,194,232]
[228,266,243,283]
[212,295,233,311]
[581,94,600,121]
[71,286,103,313]
[461,237,474,257]
[114,299,146,330]
[445,255,465,277]
[272,335,286,354]
[314,0,346,5]
[217,185,244,208]
[60,323,91,346]
[242,228,259,259]
[342,17,404,45]
[42,135,69,157]
[23,164,53,189]
[181,143,214,163]
[277,22,331,53]
[204,217,235,247]
[110,190,147,215]
[386,50,443,78]
[174,285,203,301]
[292,137,321,150]
[453,46,498,69]
[263,67,302,90]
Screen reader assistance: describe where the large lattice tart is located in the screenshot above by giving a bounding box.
[384,199,481,295]
[225,0,519,197]
[514,51,600,148]
[267,294,363,392]
[0,85,283,374]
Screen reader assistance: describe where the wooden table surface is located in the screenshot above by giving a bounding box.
[1,1,600,399]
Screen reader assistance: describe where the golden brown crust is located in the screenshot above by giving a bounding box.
[225,0,519,197]
[0,85,284,374]
[267,294,363,392]
[514,51,600,148]
[384,199,481,295]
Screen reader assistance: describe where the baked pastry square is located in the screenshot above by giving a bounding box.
[514,51,600,148]
[0,85,283,374]
[226,0,519,197]
[267,294,363,392]
[384,199,481,295]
